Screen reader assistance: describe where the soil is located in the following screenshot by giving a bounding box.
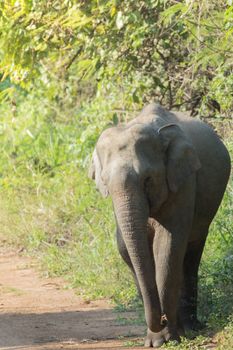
[0,248,145,350]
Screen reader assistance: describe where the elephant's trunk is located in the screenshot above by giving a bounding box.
[112,186,162,332]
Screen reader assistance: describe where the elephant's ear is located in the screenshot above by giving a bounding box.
[88,149,109,198]
[159,124,201,193]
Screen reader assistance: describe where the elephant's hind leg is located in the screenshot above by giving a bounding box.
[179,237,207,331]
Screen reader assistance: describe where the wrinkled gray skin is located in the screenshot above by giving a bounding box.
[89,104,231,348]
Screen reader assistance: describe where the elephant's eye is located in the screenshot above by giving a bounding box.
[118,144,127,151]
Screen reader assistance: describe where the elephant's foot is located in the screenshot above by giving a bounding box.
[144,327,180,348]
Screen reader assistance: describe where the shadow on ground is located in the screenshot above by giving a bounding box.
[0,308,144,349]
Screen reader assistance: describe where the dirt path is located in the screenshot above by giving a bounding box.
[0,248,145,350]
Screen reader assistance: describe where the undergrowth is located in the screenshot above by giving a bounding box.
[0,92,137,303]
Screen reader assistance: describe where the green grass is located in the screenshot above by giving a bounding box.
[0,285,24,296]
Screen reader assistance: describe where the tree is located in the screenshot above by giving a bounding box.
[0,0,233,117]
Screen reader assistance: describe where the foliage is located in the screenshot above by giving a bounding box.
[1,1,233,116]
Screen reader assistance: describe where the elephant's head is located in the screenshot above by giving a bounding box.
[89,117,201,332]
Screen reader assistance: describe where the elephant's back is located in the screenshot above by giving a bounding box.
[177,113,231,179]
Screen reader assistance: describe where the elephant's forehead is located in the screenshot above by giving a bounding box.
[98,123,156,151]
[98,127,124,150]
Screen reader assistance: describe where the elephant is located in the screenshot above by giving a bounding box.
[89,103,231,348]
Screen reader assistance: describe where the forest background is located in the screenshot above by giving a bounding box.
[0,1,232,347]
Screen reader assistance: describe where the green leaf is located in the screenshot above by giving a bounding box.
[112,113,118,125]
[161,3,188,23]
[132,91,139,103]
[35,42,48,52]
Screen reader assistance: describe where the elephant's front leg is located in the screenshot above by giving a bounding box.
[145,224,187,348]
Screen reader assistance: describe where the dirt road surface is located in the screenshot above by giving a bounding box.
[0,249,145,350]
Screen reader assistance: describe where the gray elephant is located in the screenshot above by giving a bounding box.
[89,103,231,348]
